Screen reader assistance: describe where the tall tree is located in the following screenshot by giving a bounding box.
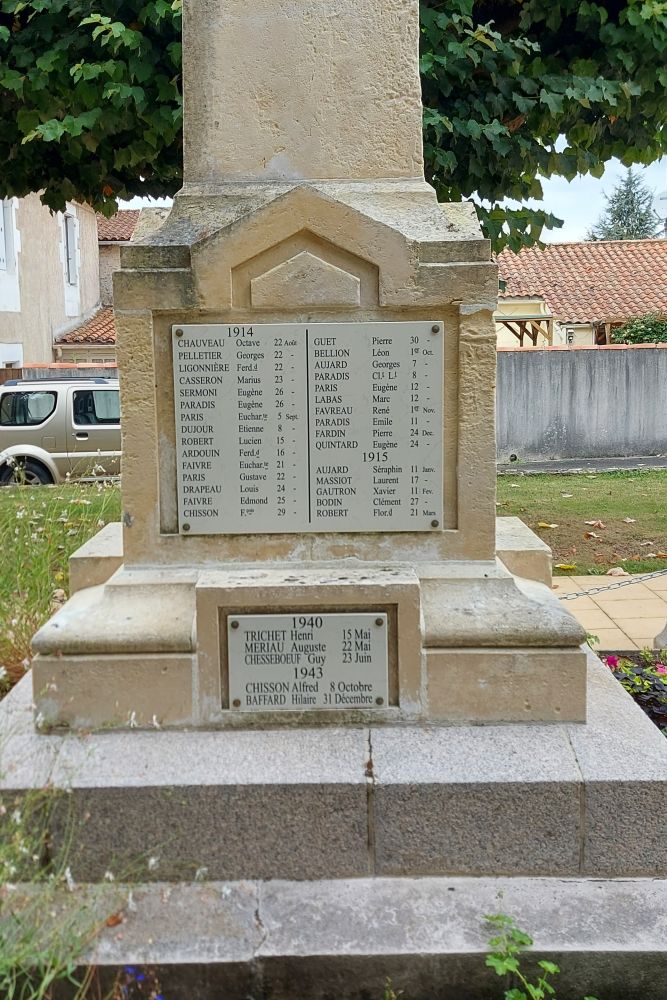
[587,168,661,240]
[1,0,667,251]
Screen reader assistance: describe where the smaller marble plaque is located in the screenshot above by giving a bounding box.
[227,612,389,712]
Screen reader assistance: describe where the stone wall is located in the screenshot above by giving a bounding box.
[99,244,121,305]
[0,195,100,363]
[497,344,667,461]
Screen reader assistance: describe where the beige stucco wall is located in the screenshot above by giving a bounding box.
[495,297,596,347]
[99,244,121,305]
[0,194,100,363]
[59,345,117,364]
[495,296,553,347]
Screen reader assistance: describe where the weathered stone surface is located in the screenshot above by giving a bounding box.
[420,560,586,648]
[31,568,198,656]
[5,660,667,881]
[33,653,195,731]
[426,647,586,723]
[182,0,423,185]
[42,876,667,1000]
[496,515,552,586]
[371,725,581,875]
[250,250,361,309]
[47,709,370,881]
[68,521,123,594]
[568,655,667,876]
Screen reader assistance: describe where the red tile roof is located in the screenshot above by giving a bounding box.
[497,239,667,324]
[58,308,116,345]
[97,210,140,242]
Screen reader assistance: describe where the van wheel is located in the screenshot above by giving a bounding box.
[0,459,54,486]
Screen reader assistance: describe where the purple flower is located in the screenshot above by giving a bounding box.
[605,655,619,669]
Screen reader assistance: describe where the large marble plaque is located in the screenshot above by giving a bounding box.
[227,612,389,712]
[173,321,444,534]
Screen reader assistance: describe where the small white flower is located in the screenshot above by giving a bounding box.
[127,890,137,912]
[147,856,159,871]
[11,809,21,825]
[128,711,138,728]
[0,666,7,682]
[21,658,30,671]
[35,712,45,729]
[64,867,76,891]
[194,866,208,882]
[15,508,25,519]
[151,715,161,730]
[103,870,115,882]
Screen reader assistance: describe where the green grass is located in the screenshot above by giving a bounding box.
[0,482,121,685]
[497,470,667,575]
[1,472,666,685]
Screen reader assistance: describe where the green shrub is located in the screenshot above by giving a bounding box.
[603,649,667,733]
[612,314,667,344]
[485,914,598,1000]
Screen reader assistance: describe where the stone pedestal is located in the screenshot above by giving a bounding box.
[8,1,667,988]
[30,0,586,728]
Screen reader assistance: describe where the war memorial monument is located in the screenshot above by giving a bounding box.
[2,0,666,994]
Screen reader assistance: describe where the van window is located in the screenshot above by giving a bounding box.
[72,389,120,426]
[0,391,57,426]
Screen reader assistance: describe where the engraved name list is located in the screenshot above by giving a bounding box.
[173,322,444,534]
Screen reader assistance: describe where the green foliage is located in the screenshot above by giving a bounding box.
[0,481,121,685]
[612,313,667,343]
[0,1,667,246]
[0,787,115,999]
[485,914,599,1000]
[587,167,661,239]
[421,0,667,250]
[0,0,183,214]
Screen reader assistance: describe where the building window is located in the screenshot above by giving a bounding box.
[0,203,6,271]
[64,214,78,285]
[0,200,16,274]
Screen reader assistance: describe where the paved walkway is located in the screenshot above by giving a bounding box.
[553,574,667,652]
[498,455,667,474]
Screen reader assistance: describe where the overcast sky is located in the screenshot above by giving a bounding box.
[515,157,667,243]
[122,157,667,245]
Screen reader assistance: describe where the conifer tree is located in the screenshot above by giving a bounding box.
[587,168,661,240]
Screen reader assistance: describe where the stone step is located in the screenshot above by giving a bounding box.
[29,875,667,999]
[4,654,666,883]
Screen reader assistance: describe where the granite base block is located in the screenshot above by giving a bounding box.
[3,654,667,880]
[38,876,667,1000]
